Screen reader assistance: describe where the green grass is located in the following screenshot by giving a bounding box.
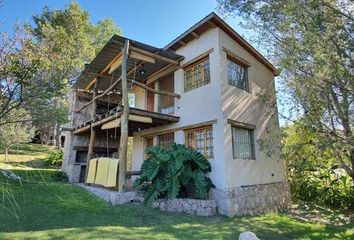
[0,143,54,169]
[0,144,353,239]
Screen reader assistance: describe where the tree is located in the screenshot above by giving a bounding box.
[29,1,122,148]
[0,108,35,161]
[283,122,354,208]
[218,0,354,183]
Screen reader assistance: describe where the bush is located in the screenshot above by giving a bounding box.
[283,123,354,209]
[134,144,215,206]
[45,150,63,167]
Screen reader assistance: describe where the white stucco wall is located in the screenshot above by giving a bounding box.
[131,27,285,189]
[217,28,285,188]
[131,28,227,188]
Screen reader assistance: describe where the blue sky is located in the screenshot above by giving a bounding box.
[0,0,248,48]
[0,1,290,125]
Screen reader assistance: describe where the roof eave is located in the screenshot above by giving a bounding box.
[165,12,279,76]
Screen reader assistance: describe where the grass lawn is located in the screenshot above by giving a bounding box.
[1,144,353,240]
[0,143,54,169]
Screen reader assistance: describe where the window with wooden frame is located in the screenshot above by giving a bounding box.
[184,57,210,92]
[227,55,249,91]
[185,126,213,159]
[231,125,255,160]
[158,74,175,114]
[158,132,175,150]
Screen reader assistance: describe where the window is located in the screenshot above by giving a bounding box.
[159,74,175,114]
[158,132,174,150]
[184,57,210,92]
[185,126,213,159]
[227,56,248,91]
[232,126,255,159]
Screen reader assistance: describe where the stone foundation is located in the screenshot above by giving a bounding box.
[211,181,291,216]
[78,184,138,205]
[152,198,217,217]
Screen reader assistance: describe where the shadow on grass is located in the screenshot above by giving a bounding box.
[1,169,353,240]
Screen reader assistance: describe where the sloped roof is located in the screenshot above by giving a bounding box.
[165,12,279,76]
[74,35,183,91]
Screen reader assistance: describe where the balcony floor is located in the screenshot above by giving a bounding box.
[72,107,179,135]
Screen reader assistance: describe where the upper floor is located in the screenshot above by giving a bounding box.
[70,13,279,136]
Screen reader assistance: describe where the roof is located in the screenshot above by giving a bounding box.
[74,35,183,91]
[165,12,279,76]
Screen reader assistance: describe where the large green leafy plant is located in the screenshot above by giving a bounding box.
[134,144,214,206]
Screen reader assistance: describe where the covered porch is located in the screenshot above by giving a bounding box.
[66,35,183,191]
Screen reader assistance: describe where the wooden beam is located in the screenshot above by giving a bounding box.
[84,78,97,91]
[128,79,180,98]
[72,125,91,134]
[118,40,129,192]
[130,51,155,63]
[129,46,179,65]
[92,112,121,128]
[108,54,122,74]
[179,40,187,46]
[85,52,122,91]
[191,31,199,39]
[140,119,217,138]
[102,118,121,130]
[85,79,99,181]
[208,20,216,28]
[101,115,152,130]
[145,64,178,85]
[75,61,143,113]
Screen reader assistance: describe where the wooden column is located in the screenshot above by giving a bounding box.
[118,40,129,192]
[85,79,99,180]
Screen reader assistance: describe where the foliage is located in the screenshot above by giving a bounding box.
[218,0,354,183]
[134,144,214,206]
[0,108,35,161]
[45,149,64,167]
[29,1,122,148]
[283,122,354,209]
[1,168,353,239]
[0,1,122,143]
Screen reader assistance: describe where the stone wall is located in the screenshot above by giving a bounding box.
[210,181,291,216]
[151,198,217,217]
[62,90,120,182]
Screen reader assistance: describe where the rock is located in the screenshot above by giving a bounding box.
[239,231,260,240]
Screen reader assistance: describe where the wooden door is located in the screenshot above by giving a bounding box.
[145,137,154,160]
[147,84,155,112]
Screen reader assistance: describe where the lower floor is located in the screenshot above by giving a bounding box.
[62,114,290,216]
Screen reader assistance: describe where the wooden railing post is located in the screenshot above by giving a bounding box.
[118,40,130,192]
[85,78,99,181]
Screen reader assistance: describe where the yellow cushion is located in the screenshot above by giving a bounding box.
[94,158,111,186]
[86,158,98,184]
[106,159,119,187]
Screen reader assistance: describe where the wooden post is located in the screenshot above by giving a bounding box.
[118,40,129,192]
[85,79,99,181]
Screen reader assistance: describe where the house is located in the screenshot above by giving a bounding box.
[62,12,291,216]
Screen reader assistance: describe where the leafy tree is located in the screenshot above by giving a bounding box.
[283,122,354,209]
[29,1,122,148]
[218,0,354,183]
[134,144,214,206]
[0,108,35,161]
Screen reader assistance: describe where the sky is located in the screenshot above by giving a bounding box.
[0,0,291,125]
[0,0,248,48]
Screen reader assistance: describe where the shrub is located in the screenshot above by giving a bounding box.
[134,144,215,206]
[283,123,354,209]
[45,150,63,167]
